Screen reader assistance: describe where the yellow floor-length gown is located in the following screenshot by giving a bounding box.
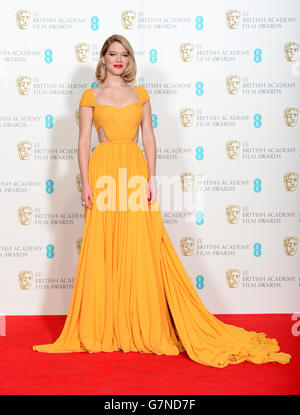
[33,85,291,368]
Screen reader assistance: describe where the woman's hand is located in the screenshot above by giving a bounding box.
[81,182,93,210]
[147,176,157,204]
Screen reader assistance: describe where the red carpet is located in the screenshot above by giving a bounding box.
[0,314,298,395]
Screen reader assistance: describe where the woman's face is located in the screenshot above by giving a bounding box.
[102,42,130,75]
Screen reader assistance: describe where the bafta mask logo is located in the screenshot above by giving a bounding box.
[283,236,298,256]
[284,107,298,127]
[76,238,82,255]
[18,206,33,225]
[283,172,298,192]
[180,237,195,256]
[226,75,241,95]
[76,174,82,192]
[18,271,33,290]
[179,108,194,127]
[17,141,32,160]
[16,76,32,95]
[180,173,195,192]
[226,10,241,29]
[284,42,299,62]
[121,10,136,30]
[16,10,31,30]
[226,269,240,288]
[75,108,79,126]
[226,140,240,159]
[75,43,90,63]
[225,205,241,224]
[179,43,194,62]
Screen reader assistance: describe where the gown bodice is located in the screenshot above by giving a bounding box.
[79,85,150,143]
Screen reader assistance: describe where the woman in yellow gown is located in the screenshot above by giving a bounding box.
[33,34,291,368]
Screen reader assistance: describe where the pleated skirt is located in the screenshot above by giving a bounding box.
[33,141,291,368]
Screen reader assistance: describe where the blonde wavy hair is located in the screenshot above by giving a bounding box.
[95,34,137,85]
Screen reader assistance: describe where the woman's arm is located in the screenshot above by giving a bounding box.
[141,99,156,178]
[141,99,157,203]
[78,106,93,186]
[78,105,93,209]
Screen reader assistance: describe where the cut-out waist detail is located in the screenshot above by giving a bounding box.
[99,140,138,144]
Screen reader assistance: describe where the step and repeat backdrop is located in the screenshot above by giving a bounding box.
[0,1,299,315]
